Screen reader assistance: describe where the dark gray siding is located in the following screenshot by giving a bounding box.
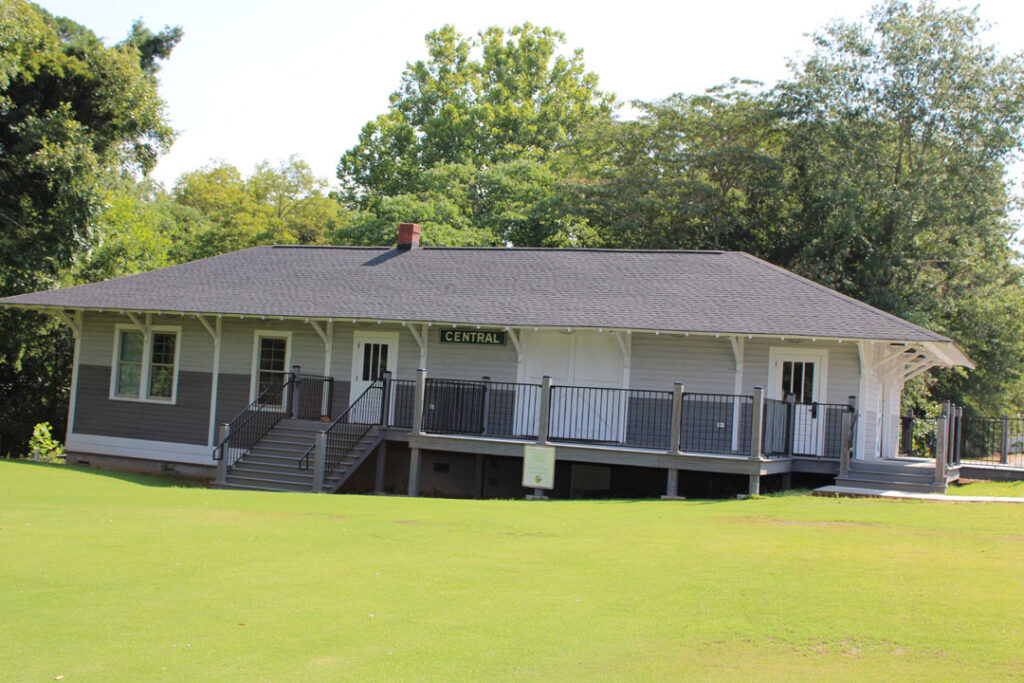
[75,365,211,445]
[215,373,253,427]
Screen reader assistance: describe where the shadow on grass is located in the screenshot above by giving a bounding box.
[2,458,205,489]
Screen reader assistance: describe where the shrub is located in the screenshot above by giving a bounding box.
[29,423,65,463]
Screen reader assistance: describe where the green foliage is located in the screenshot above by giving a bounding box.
[28,421,64,462]
[0,1,179,455]
[174,156,349,259]
[337,23,615,206]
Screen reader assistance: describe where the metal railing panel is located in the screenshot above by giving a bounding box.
[548,386,673,450]
[213,374,294,468]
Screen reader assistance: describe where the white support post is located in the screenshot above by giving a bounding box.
[506,327,524,381]
[310,319,334,417]
[856,341,872,460]
[729,336,744,452]
[199,316,222,447]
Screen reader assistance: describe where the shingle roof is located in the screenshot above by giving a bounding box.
[0,245,950,343]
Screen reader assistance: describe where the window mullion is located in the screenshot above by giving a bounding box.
[139,331,152,400]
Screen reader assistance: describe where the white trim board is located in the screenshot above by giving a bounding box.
[67,433,212,466]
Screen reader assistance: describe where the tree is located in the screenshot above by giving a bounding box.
[0,1,180,453]
[770,0,1024,413]
[172,156,349,260]
[337,23,615,206]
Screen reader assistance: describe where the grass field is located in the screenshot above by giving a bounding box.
[3,461,1024,681]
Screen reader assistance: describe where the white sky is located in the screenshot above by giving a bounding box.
[35,0,1024,189]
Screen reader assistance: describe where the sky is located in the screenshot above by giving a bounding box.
[36,0,1024,190]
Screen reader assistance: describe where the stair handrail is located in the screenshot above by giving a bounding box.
[298,375,387,475]
[213,373,295,466]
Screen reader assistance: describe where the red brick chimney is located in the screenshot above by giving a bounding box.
[397,222,421,250]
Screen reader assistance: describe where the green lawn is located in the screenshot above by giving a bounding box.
[948,479,1024,497]
[3,461,1024,681]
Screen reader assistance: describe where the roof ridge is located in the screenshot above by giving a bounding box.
[269,244,726,254]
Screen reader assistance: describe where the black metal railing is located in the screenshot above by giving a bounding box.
[213,374,294,468]
[762,400,853,459]
[899,413,937,459]
[295,374,334,420]
[390,379,416,428]
[421,378,543,439]
[682,393,752,456]
[958,416,1024,468]
[319,377,387,477]
[549,386,673,450]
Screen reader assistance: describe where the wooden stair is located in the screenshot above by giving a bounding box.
[834,457,959,494]
[217,419,383,493]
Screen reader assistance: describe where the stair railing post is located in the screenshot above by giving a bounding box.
[537,376,552,444]
[934,401,950,485]
[669,382,684,455]
[412,368,427,435]
[1001,414,1010,465]
[380,371,392,427]
[215,423,229,483]
[312,431,326,492]
[481,376,491,436]
[290,365,302,419]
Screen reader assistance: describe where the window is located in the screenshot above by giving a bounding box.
[111,325,180,402]
[257,336,289,393]
[361,342,389,382]
[781,360,814,404]
[251,331,292,408]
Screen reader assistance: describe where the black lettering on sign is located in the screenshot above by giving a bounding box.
[439,328,507,345]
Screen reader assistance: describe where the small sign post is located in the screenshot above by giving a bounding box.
[522,444,555,498]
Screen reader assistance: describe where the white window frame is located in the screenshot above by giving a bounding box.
[109,323,182,404]
[250,330,293,407]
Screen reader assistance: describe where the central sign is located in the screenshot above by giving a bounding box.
[521,444,556,490]
[439,328,506,345]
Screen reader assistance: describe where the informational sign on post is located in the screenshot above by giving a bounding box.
[521,444,556,490]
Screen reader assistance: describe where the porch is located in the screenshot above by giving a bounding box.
[213,368,860,496]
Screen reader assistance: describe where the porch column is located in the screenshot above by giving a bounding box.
[729,336,744,452]
[749,386,764,460]
[669,382,684,455]
[856,341,873,459]
[409,323,428,370]
[408,368,427,497]
[408,448,422,497]
[537,376,552,444]
[663,468,681,499]
[839,395,856,478]
[309,319,333,417]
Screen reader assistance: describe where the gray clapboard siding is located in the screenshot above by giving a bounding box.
[629,335,737,394]
[425,327,519,382]
[74,365,210,445]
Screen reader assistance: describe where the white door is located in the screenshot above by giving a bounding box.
[351,332,398,420]
[520,331,626,442]
[768,349,828,456]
